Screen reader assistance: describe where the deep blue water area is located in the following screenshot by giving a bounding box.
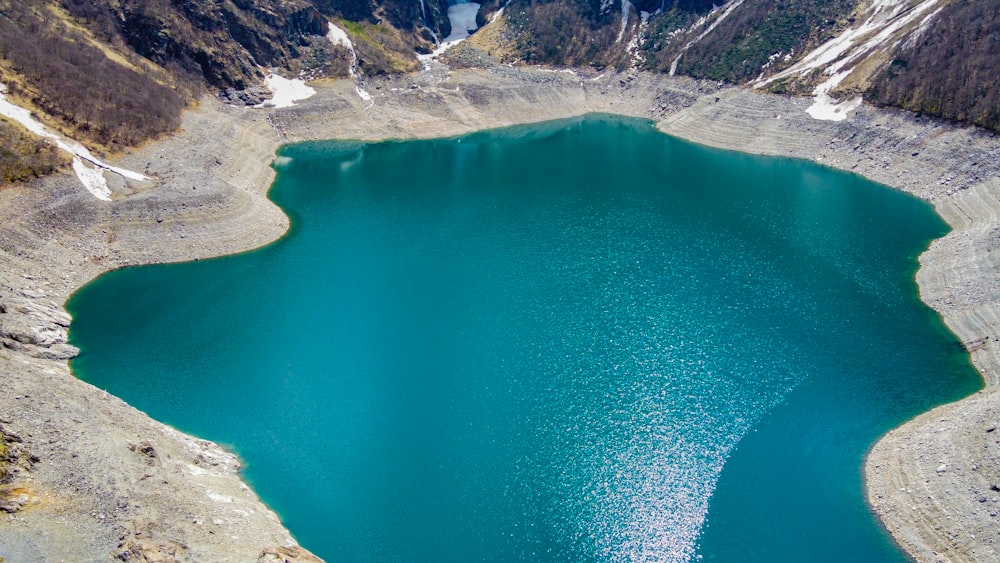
[68,115,980,561]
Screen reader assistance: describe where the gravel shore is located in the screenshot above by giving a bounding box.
[1,63,998,561]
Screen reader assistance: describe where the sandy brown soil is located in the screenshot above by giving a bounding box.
[1,61,998,561]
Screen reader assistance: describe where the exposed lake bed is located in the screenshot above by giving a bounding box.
[2,67,1000,561]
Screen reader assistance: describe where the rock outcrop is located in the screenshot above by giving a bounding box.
[0,423,40,514]
[0,294,79,360]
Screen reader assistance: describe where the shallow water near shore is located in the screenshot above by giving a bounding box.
[69,115,980,561]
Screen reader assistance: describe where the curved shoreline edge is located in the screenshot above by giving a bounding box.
[0,67,997,561]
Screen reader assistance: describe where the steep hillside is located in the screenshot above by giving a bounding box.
[646,0,860,83]
[473,0,997,132]
[0,0,335,182]
[0,2,186,146]
[0,0,441,185]
[60,0,332,89]
[867,0,1000,132]
[0,117,67,185]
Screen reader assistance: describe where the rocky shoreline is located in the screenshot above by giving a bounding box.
[1,63,998,561]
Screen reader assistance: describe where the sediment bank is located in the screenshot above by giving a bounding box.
[1,63,997,561]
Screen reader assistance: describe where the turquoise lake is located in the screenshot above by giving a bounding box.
[68,115,981,561]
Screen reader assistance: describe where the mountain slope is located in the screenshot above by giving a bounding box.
[867,0,1000,131]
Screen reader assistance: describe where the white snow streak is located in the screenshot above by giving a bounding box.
[624,10,652,69]
[328,22,374,108]
[326,22,353,51]
[70,157,113,200]
[617,0,633,44]
[328,22,359,79]
[757,0,944,122]
[669,0,747,75]
[0,83,149,200]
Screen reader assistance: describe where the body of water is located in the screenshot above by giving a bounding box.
[68,116,980,561]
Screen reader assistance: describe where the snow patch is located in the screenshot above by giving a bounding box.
[328,22,360,79]
[616,0,633,44]
[71,157,112,200]
[256,74,316,108]
[418,2,482,62]
[756,0,943,122]
[443,3,481,43]
[0,82,149,200]
[902,4,945,51]
[806,70,863,121]
[328,22,375,107]
[355,86,374,110]
[327,22,352,49]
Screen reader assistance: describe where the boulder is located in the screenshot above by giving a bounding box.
[258,545,325,563]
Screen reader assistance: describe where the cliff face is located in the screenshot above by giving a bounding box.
[62,0,331,89]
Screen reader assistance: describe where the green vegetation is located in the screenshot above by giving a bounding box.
[648,0,859,81]
[342,20,420,75]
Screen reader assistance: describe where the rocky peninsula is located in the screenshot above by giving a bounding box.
[1,61,998,561]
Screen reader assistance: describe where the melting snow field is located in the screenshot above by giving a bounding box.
[443,2,481,43]
[419,2,481,62]
[256,74,317,109]
[327,22,374,108]
[0,83,148,200]
[758,0,944,122]
[326,22,353,51]
[806,72,864,121]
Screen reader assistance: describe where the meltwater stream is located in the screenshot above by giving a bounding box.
[68,116,980,561]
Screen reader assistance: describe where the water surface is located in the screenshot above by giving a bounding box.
[69,116,980,561]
